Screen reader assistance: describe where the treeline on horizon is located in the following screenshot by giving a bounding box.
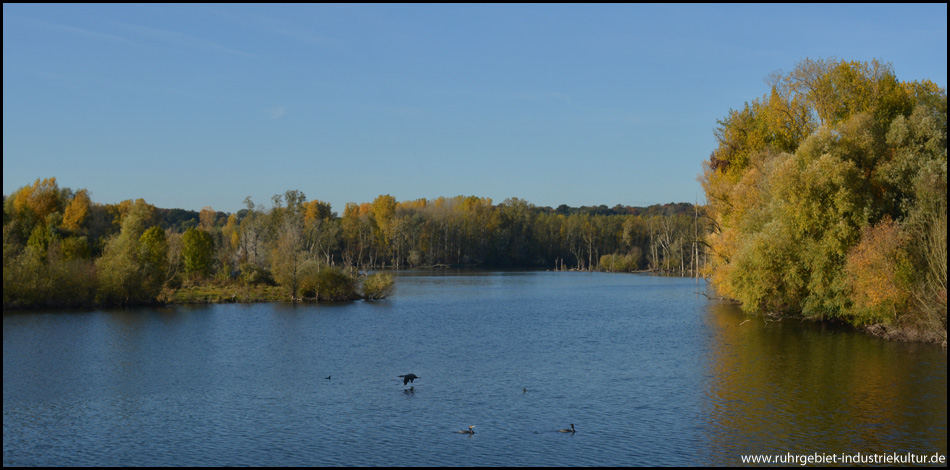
[702,57,947,342]
[3,180,708,309]
[158,201,701,234]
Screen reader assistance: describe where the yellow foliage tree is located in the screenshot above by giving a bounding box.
[62,189,91,233]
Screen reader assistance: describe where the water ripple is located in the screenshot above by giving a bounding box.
[4,272,947,466]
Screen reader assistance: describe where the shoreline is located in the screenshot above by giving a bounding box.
[5,270,945,346]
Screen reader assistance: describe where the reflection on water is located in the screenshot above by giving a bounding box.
[700,301,947,465]
[3,271,946,466]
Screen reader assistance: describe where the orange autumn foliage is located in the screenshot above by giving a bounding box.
[844,217,911,323]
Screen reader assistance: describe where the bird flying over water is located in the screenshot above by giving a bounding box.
[398,374,419,386]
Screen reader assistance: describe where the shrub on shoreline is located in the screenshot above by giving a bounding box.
[362,273,395,300]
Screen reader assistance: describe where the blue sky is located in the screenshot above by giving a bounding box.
[3,4,947,214]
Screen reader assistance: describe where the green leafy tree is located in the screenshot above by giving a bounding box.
[96,199,161,305]
[139,226,168,295]
[182,228,215,278]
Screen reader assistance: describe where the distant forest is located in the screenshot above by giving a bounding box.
[155,200,700,233]
[3,180,708,308]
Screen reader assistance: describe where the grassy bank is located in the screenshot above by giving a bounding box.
[160,283,289,304]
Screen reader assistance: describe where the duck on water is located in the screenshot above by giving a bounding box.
[455,425,475,434]
[558,424,575,433]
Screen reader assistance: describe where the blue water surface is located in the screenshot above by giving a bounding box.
[4,271,946,466]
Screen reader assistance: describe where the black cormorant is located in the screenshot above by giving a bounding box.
[455,425,475,434]
[558,424,575,433]
[398,374,419,386]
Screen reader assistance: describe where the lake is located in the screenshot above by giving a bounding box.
[3,271,946,466]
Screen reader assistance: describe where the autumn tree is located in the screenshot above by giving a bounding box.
[236,196,267,268]
[62,188,91,234]
[702,57,946,338]
[341,202,373,269]
[844,218,911,324]
[303,199,337,266]
[6,177,64,244]
[371,194,397,267]
[272,215,305,300]
[199,206,216,230]
[271,189,310,301]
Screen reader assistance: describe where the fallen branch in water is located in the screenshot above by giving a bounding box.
[695,291,735,301]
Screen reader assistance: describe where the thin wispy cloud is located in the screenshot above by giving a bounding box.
[266,106,286,119]
[118,22,256,58]
[19,16,136,46]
